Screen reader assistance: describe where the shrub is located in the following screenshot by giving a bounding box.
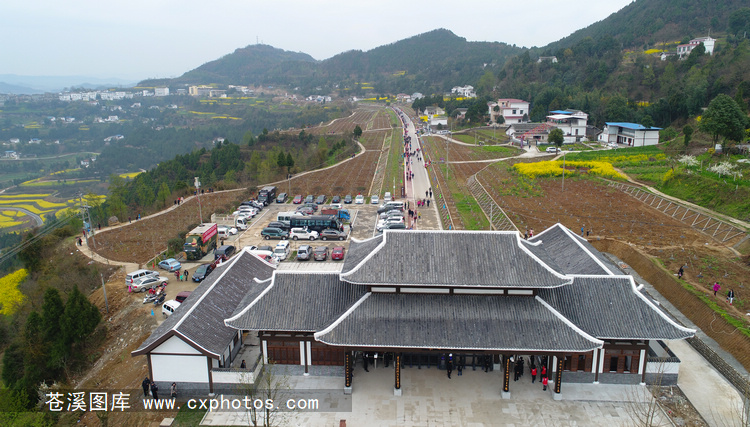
[0,269,27,316]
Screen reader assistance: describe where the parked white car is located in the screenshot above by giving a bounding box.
[290,227,319,241]
[371,195,379,204]
[384,192,392,202]
[355,194,365,204]
[376,217,405,231]
[218,225,238,238]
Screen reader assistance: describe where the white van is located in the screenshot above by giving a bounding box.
[273,241,291,261]
[162,300,181,317]
[384,192,392,202]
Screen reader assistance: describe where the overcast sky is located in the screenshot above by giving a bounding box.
[1,0,633,80]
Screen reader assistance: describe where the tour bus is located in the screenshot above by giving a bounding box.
[289,215,342,233]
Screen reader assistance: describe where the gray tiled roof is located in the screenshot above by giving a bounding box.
[225,272,367,332]
[341,235,383,274]
[315,293,602,352]
[340,230,569,288]
[132,250,275,357]
[508,123,548,133]
[538,277,695,340]
[529,224,619,275]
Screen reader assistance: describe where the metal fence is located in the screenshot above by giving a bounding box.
[607,181,746,243]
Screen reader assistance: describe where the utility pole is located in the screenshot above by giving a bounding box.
[80,193,96,249]
[194,177,203,223]
[101,273,109,314]
[562,151,566,192]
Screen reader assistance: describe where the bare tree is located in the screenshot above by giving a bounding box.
[626,361,670,427]
[236,359,290,427]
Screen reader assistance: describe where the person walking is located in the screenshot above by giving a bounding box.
[142,377,151,398]
[541,365,547,378]
[170,382,177,398]
[446,354,453,379]
[457,356,463,376]
[531,366,538,383]
[240,359,246,369]
[728,289,735,305]
[150,381,159,400]
[678,266,684,279]
[713,282,721,296]
[542,375,548,391]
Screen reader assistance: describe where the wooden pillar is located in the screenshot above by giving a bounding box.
[503,356,511,391]
[344,352,352,388]
[395,354,402,390]
[554,356,563,395]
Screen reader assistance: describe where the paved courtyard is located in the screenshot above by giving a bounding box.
[201,365,670,426]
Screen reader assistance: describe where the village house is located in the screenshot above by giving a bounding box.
[450,85,476,98]
[488,99,530,125]
[677,36,715,59]
[598,122,661,146]
[546,110,589,143]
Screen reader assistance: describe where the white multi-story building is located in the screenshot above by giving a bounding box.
[488,98,529,124]
[155,87,170,96]
[677,36,715,59]
[599,122,661,146]
[451,85,476,98]
[546,110,589,143]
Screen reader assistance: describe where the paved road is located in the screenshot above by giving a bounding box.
[395,108,441,230]
[2,207,43,227]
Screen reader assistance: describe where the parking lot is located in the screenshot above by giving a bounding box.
[135,197,434,324]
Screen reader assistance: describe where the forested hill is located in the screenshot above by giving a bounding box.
[141,44,317,87]
[318,29,522,93]
[488,2,750,130]
[544,0,750,53]
[140,29,523,94]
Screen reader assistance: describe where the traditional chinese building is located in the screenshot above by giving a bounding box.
[134,225,694,398]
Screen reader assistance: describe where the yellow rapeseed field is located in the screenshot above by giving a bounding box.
[514,160,626,180]
[0,269,27,316]
[119,172,142,179]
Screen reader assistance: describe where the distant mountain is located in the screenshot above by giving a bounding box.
[0,74,137,94]
[0,81,43,95]
[142,45,317,87]
[140,30,523,94]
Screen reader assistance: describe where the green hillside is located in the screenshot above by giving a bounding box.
[140,29,523,95]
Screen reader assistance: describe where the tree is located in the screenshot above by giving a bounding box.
[61,286,101,348]
[41,288,65,370]
[641,115,654,129]
[699,94,747,153]
[729,8,750,37]
[276,151,287,170]
[735,86,747,114]
[682,125,693,149]
[236,360,290,427]
[285,153,294,175]
[157,182,171,207]
[353,125,362,138]
[548,128,564,151]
